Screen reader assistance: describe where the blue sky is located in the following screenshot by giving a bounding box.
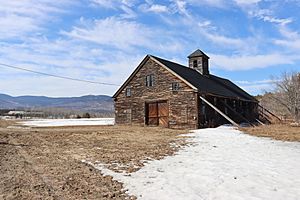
[0,0,299,97]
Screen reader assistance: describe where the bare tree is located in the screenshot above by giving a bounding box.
[272,71,300,122]
[82,112,91,118]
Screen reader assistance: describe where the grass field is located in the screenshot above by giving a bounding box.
[241,124,300,142]
[0,119,17,128]
[0,122,186,199]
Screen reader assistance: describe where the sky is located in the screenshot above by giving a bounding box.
[0,0,299,97]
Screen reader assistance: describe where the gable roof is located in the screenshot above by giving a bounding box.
[113,55,150,98]
[113,54,257,102]
[113,55,198,98]
[151,55,257,102]
[188,49,210,59]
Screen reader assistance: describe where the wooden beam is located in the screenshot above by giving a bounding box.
[258,104,281,121]
[200,96,240,127]
[256,118,265,126]
[219,100,255,127]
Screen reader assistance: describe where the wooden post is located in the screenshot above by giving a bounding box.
[200,96,240,127]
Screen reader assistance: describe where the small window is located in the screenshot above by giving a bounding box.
[193,60,197,68]
[126,87,131,97]
[172,82,180,91]
[146,74,154,87]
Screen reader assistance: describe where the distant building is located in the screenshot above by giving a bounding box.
[8,111,26,115]
[7,110,44,119]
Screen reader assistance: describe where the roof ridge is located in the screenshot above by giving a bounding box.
[150,55,187,68]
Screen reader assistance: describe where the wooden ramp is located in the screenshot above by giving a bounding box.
[256,118,265,126]
[258,105,281,124]
[200,96,240,127]
[218,100,255,127]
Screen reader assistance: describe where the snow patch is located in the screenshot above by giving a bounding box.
[87,126,300,200]
[19,118,115,127]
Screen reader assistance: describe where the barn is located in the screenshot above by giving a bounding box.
[113,49,259,129]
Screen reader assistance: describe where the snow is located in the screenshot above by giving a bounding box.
[19,118,114,127]
[88,126,300,200]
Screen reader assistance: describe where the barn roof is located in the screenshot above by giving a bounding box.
[151,55,257,102]
[188,49,210,59]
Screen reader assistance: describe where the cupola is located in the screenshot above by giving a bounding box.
[188,49,210,76]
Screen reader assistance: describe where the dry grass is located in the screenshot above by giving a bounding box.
[0,125,187,200]
[0,119,17,128]
[241,124,300,142]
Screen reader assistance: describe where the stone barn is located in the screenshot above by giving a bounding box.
[113,49,259,129]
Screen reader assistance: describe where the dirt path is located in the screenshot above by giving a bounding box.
[0,125,186,199]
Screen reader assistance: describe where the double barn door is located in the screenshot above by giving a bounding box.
[146,101,169,127]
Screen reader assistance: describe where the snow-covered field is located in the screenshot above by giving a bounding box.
[19,118,115,127]
[88,126,300,200]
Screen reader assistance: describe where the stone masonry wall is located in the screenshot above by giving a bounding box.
[114,57,198,129]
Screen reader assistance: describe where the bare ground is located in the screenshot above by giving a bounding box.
[241,124,300,142]
[0,120,18,128]
[0,122,187,200]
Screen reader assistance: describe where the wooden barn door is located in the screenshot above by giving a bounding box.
[148,102,158,126]
[146,101,169,127]
[158,102,169,127]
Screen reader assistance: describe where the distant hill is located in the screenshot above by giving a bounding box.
[0,94,114,113]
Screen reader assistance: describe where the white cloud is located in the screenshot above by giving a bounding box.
[172,0,190,17]
[0,76,116,97]
[0,36,143,96]
[120,5,137,18]
[90,0,137,8]
[275,39,300,50]
[234,0,261,5]
[185,0,228,8]
[249,9,293,25]
[0,15,40,39]
[62,16,185,53]
[89,0,116,8]
[274,26,300,49]
[91,0,137,8]
[238,82,273,95]
[0,0,73,39]
[90,0,137,19]
[202,32,245,47]
[149,4,168,13]
[210,53,297,70]
[62,17,153,49]
[198,20,212,28]
[195,20,256,50]
[121,0,137,7]
[0,0,299,97]
[0,11,185,97]
[141,4,169,13]
[261,16,292,25]
[234,79,278,95]
[235,79,276,85]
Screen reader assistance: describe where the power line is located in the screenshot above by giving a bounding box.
[0,63,120,86]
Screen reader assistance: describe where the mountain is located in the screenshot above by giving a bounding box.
[0,94,114,113]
